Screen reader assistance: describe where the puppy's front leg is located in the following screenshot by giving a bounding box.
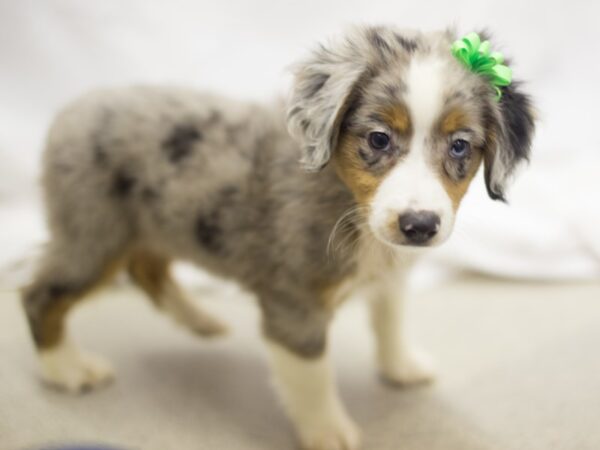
[266,339,360,450]
[369,276,435,386]
[261,298,359,450]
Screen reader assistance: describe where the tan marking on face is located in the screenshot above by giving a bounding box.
[333,133,383,204]
[439,151,483,210]
[440,107,470,134]
[435,106,486,210]
[380,104,411,134]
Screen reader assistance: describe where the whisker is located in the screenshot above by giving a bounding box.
[327,204,370,260]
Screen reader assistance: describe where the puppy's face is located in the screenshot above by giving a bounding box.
[334,56,486,247]
[287,27,535,249]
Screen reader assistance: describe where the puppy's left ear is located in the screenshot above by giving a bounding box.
[483,83,536,201]
[286,42,368,171]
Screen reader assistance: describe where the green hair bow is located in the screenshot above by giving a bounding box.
[451,32,512,100]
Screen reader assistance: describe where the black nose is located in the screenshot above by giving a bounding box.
[398,211,440,245]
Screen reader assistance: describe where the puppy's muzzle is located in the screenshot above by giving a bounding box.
[398,211,440,245]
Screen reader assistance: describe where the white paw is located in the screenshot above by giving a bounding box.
[186,312,229,338]
[40,341,114,393]
[379,348,436,387]
[166,302,229,338]
[297,410,361,450]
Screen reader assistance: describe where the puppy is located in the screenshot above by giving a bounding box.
[22,26,534,449]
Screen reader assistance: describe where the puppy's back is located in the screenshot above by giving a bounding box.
[41,86,271,238]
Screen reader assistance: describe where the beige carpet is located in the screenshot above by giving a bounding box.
[2,274,600,450]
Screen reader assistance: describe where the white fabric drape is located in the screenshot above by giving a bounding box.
[1,0,599,283]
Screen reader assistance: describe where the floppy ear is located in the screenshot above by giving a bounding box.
[483,83,536,201]
[286,41,368,171]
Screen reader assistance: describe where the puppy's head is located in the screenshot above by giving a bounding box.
[287,26,535,248]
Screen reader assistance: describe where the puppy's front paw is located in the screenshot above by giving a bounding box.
[40,343,114,393]
[379,348,436,387]
[298,410,361,450]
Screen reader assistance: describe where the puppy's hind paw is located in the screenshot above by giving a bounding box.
[184,311,229,339]
[166,300,229,339]
[40,341,114,393]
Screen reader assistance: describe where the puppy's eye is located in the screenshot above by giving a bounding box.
[449,139,470,159]
[368,132,390,151]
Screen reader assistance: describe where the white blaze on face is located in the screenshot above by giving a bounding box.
[369,55,455,247]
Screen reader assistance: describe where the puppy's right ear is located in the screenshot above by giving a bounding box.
[286,40,368,171]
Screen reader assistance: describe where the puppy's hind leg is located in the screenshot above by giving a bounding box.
[22,239,125,393]
[127,249,227,338]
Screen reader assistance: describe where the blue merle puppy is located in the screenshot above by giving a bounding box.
[22,25,534,450]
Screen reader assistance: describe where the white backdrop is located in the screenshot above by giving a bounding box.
[1,0,599,284]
